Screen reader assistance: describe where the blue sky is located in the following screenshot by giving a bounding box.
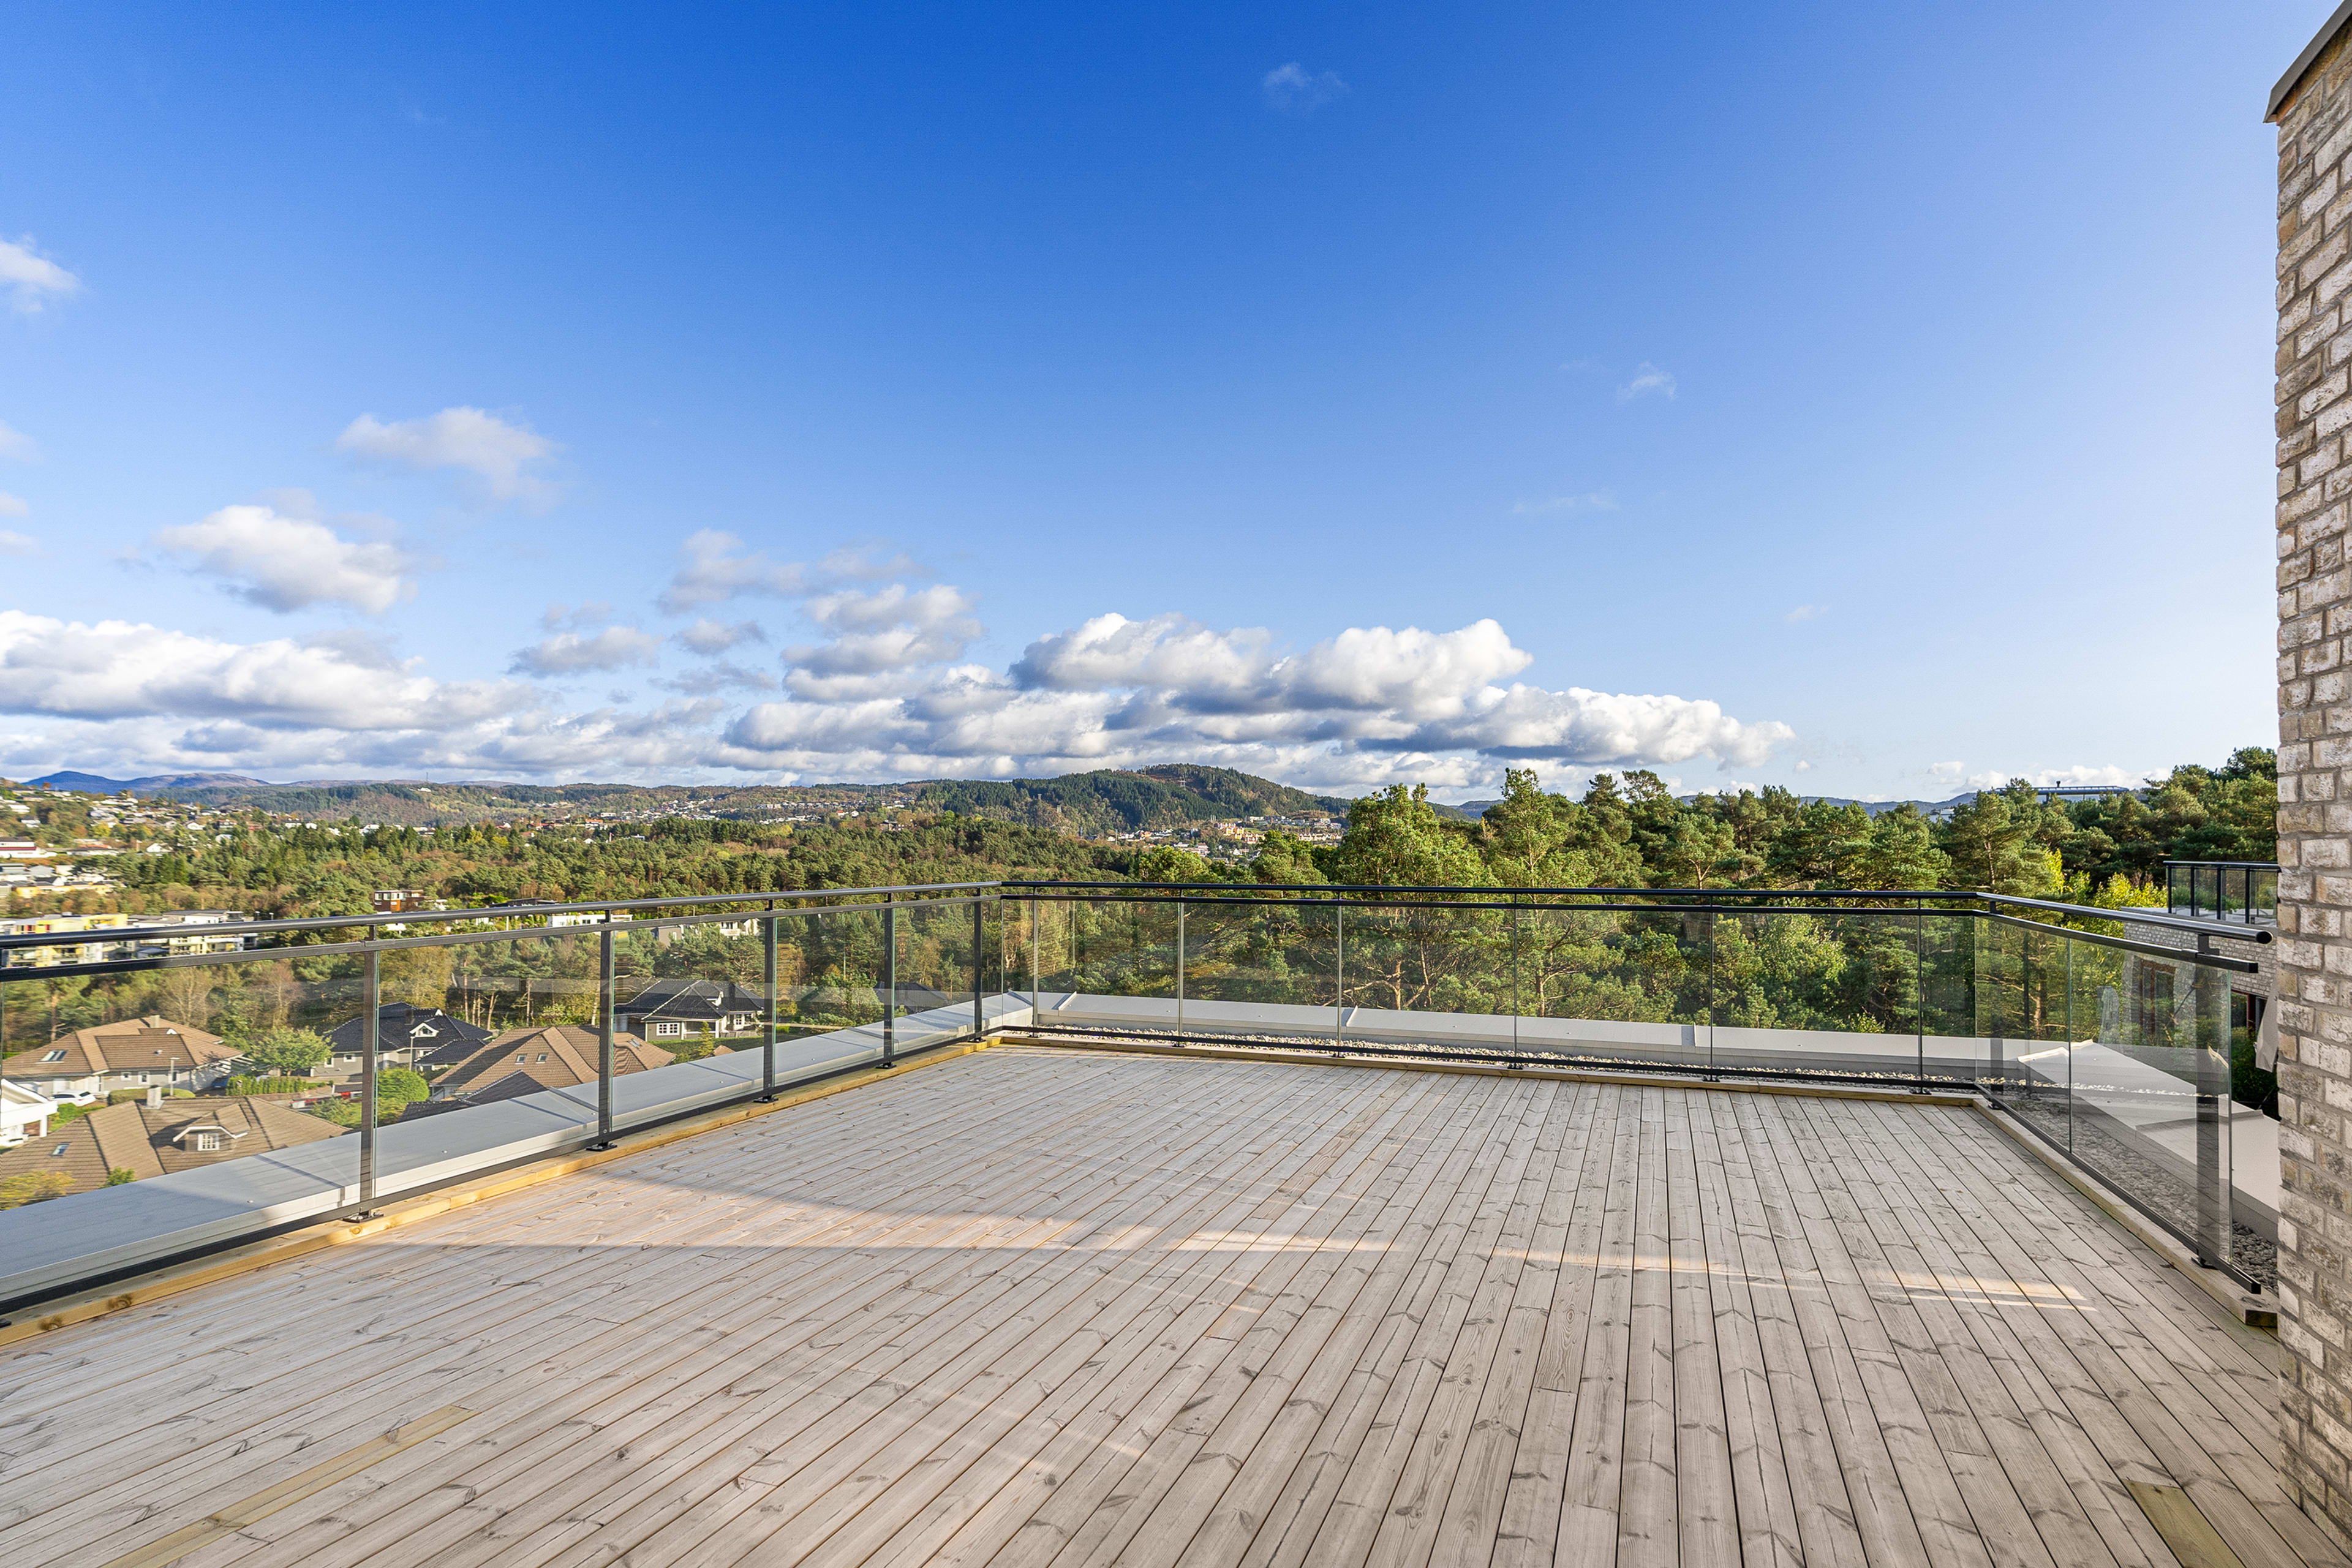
[0,3,2315,801]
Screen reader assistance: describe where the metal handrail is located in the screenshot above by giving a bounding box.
[0,879,1001,953]
[1002,880,2271,946]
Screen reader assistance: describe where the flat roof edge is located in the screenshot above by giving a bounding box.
[2273,0,2352,121]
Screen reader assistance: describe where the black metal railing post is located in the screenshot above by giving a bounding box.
[973,895,985,1040]
[1333,902,1345,1054]
[595,925,615,1147]
[360,948,380,1207]
[763,901,778,1101]
[1175,899,1185,1046]
[883,897,897,1067]
[2064,934,2076,1152]
[1914,897,1927,1093]
[1706,909,1717,1081]
[1512,895,1521,1060]
[2195,944,2228,1270]
[1028,895,1040,1016]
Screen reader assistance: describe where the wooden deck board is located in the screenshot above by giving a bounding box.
[1,1047,2336,1568]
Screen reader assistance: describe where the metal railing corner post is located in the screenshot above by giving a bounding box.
[973,895,985,1040]
[883,897,897,1068]
[360,947,380,1207]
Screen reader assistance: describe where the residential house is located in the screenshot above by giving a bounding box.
[0,1017,239,1103]
[324,1003,494,1077]
[0,1089,342,1196]
[402,1025,673,1117]
[2,1078,58,1146]
[616,978,764,1041]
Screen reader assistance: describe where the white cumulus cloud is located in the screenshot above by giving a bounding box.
[0,421,38,462]
[0,237,80,314]
[0,492,24,518]
[1926,761,2154,793]
[657,534,923,614]
[509,625,663,677]
[658,530,810,613]
[0,611,526,730]
[0,528,35,556]
[154,504,423,614]
[676,617,765,655]
[337,407,559,504]
[786,584,982,680]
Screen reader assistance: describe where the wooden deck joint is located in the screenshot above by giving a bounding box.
[2128,1480,2251,1568]
[96,1404,477,1568]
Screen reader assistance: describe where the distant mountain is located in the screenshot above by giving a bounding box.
[914,766,1352,836]
[29,770,274,794]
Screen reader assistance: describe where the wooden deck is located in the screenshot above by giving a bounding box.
[0,1045,2338,1568]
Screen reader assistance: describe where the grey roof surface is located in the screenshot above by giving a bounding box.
[2272,0,2352,119]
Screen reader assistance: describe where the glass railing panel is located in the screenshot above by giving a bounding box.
[0,946,365,1212]
[777,904,887,1039]
[1335,900,1508,1020]
[2052,935,2241,1273]
[897,894,984,1027]
[1917,907,1976,1085]
[609,908,765,1065]
[1178,897,1340,1026]
[1986,921,2076,1154]
[1973,914,2027,1096]
[1505,899,1711,1074]
[2255,867,2278,924]
[412,927,610,1133]
[1708,906,1927,1085]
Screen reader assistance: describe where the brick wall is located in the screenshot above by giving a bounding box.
[2275,22,2352,1546]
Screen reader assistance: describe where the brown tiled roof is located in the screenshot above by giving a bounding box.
[0,1095,344,1198]
[1,1016,234,1080]
[428,1025,670,1099]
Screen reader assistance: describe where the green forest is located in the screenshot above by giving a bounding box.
[0,750,2282,1152]
[49,746,2275,922]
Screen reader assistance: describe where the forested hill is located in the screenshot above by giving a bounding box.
[69,764,1350,832]
[115,779,913,827]
[911,766,1350,834]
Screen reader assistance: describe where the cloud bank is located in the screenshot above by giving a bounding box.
[0,539,1793,794]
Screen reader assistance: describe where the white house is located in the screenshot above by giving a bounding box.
[1,1077,57,1146]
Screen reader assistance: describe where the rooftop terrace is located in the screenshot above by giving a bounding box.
[1,1042,2330,1568]
[0,878,2308,1566]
